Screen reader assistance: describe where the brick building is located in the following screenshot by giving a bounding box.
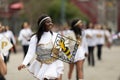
[71,0,119,32]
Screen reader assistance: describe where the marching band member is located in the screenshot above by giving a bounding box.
[3,26,16,63]
[68,19,88,80]
[5,26,17,53]
[18,22,33,58]
[94,24,105,60]
[18,15,64,80]
[85,22,96,66]
[0,26,13,64]
[5,26,16,48]
[0,25,7,77]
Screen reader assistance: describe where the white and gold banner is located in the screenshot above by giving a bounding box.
[51,34,80,63]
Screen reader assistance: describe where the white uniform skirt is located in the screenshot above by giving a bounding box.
[74,47,85,62]
[28,59,64,80]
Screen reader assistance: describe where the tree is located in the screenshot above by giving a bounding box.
[10,0,52,31]
[48,0,89,25]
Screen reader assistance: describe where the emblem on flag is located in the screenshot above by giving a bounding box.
[0,37,13,53]
[51,34,80,63]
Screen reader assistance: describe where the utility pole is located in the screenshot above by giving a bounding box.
[97,0,106,25]
[3,0,9,25]
[61,0,66,25]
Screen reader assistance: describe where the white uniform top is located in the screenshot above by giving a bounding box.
[4,30,16,45]
[95,29,105,45]
[22,31,57,65]
[22,31,64,80]
[18,28,33,45]
[85,29,96,46]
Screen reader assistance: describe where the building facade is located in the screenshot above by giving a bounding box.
[71,0,119,32]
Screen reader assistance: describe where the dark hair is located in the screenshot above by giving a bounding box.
[36,15,53,43]
[21,22,29,29]
[71,19,82,37]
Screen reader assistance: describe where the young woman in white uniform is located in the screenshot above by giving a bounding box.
[94,24,105,60]
[0,26,13,64]
[0,26,6,63]
[18,15,64,80]
[85,22,96,66]
[0,25,7,80]
[68,19,88,80]
[6,26,17,53]
[3,26,16,63]
[18,22,33,58]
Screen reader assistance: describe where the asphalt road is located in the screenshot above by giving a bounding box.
[5,45,120,80]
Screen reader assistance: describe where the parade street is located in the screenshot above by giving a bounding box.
[5,45,120,80]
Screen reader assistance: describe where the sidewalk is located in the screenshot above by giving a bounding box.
[5,45,120,80]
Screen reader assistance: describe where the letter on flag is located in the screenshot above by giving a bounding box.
[0,37,13,53]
